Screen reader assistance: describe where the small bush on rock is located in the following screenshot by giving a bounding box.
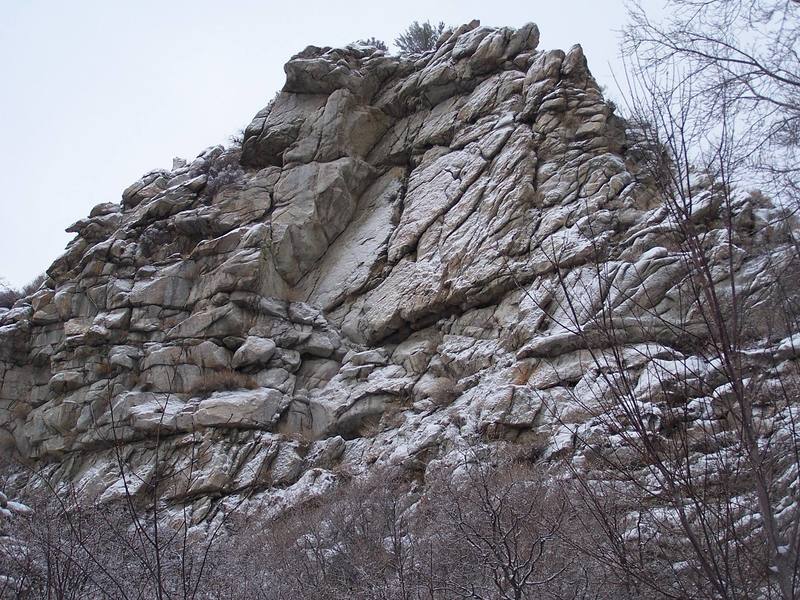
[394,20,446,55]
[202,150,245,200]
[227,128,245,149]
[190,369,257,397]
[355,37,388,51]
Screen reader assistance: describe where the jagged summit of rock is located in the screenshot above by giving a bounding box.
[0,20,796,529]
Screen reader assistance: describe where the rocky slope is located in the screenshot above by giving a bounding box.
[1,20,798,534]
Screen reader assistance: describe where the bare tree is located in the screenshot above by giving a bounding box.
[420,451,599,600]
[623,0,800,198]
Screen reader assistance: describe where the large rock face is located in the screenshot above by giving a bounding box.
[1,22,798,529]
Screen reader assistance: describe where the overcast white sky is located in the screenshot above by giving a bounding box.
[0,0,648,288]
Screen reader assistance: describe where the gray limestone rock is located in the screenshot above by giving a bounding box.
[232,336,277,369]
[1,21,798,545]
[190,389,287,429]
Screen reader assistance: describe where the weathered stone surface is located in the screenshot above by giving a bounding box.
[270,157,374,284]
[190,389,287,429]
[232,336,277,369]
[1,20,798,544]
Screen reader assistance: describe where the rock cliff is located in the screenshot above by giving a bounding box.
[1,20,797,533]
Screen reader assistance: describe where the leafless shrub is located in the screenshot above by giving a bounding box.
[187,369,257,398]
[0,274,45,309]
[3,441,637,599]
[201,459,625,600]
[202,148,245,201]
[1,483,236,600]
[0,287,18,310]
[421,452,622,600]
[227,128,245,148]
[244,469,417,600]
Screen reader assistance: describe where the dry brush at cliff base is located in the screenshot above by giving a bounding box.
[1,16,799,599]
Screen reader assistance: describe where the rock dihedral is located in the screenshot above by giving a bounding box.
[0,22,797,520]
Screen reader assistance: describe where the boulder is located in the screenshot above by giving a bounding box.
[189,389,287,429]
[232,336,277,369]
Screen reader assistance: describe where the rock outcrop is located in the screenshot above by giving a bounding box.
[1,21,798,534]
